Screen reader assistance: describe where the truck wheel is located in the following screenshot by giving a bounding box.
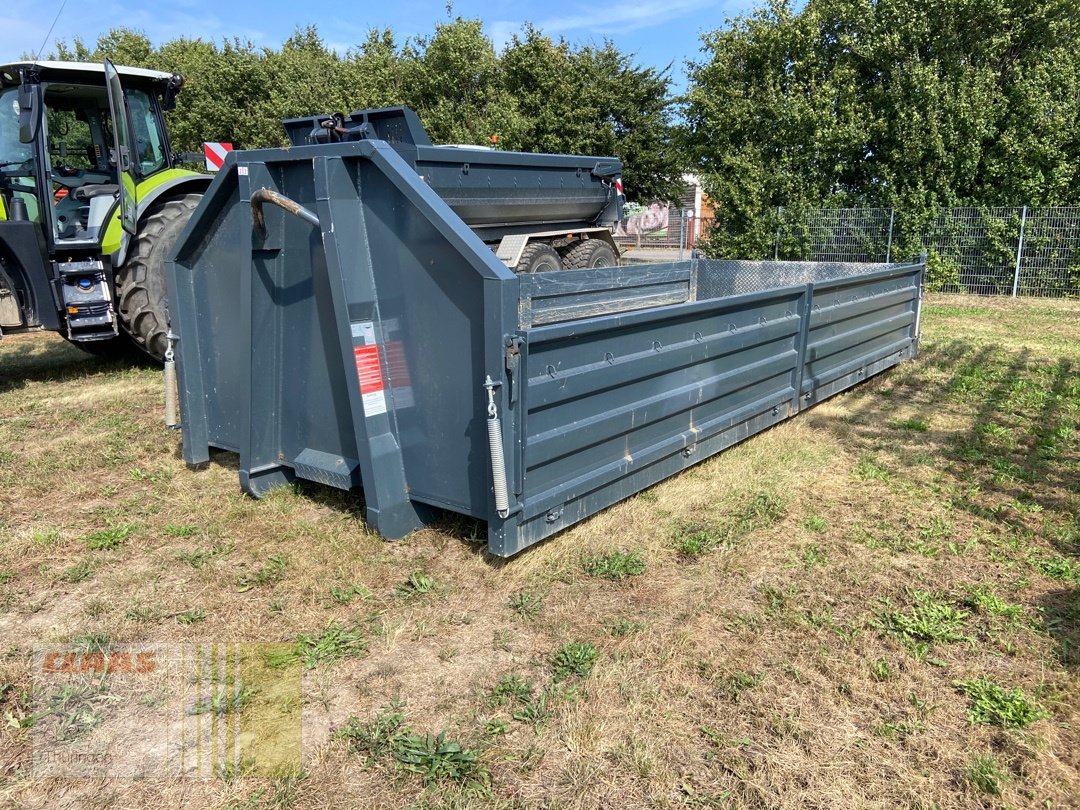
[562,239,618,269]
[115,193,202,361]
[515,243,562,273]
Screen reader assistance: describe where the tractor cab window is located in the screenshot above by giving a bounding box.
[41,84,118,244]
[126,89,165,176]
[0,87,39,222]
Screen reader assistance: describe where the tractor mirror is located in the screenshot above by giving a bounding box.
[17,84,40,144]
[162,73,184,111]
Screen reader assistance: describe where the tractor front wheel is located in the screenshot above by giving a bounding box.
[115,193,201,361]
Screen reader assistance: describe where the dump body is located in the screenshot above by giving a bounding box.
[168,138,924,557]
[281,107,622,241]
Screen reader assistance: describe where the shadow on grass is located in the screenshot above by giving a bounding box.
[822,337,1079,520]
[0,334,156,394]
[1037,587,1080,669]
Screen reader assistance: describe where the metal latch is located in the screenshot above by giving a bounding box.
[505,336,524,405]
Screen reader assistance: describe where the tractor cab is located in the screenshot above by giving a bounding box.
[0,60,202,351]
[0,61,181,250]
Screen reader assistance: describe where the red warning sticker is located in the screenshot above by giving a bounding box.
[351,322,387,416]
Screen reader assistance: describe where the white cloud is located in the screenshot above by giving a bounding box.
[488,0,712,45]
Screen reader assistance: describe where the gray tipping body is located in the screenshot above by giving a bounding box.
[167,138,925,558]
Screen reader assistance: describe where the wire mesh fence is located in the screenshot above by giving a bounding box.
[1018,207,1080,298]
[613,205,704,254]
[767,206,1080,298]
[695,258,885,299]
[776,207,895,264]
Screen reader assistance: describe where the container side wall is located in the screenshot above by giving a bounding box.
[802,263,923,404]
[488,286,808,556]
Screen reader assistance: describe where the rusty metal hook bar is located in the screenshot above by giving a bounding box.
[250,187,320,234]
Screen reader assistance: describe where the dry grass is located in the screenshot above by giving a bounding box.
[1,293,1079,808]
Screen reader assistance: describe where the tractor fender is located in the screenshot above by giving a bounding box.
[104,171,211,267]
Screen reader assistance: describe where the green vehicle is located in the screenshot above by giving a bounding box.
[0,59,211,360]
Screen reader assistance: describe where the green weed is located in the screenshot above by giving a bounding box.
[327,584,372,605]
[163,524,198,538]
[337,701,487,786]
[337,700,407,757]
[489,674,533,705]
[893,417,930,432]
[800,543,829,568]
[508,590,544,619]
[917,516,952,542]
[725,671,765,701]
[32,528,61,545]
[876,590,970,647]
[512,684,565,727]
[1030,553,1080,583]
[59,561,96,583]
[551,641,598,680]
[673,527,722,557]
[393,571,438,599]
[854,457,890,481]
[870,658,893,682]
[966,752,1010,796]
[71,632,112,652]
[83,524,132,551]
[609,618,647,637]
[177,607,208,625]
[295,623,367,669]
[953,677,1048,728]
[236,555,287,591]
[963,584,1023,622]
[393,730,487,785]
[582,550,646,580]
[177,542,233,568]
[189,680,254,717]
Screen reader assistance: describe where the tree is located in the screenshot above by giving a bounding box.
[501,28,682,201]
[49,19,685,198]
[682,0,1080,258]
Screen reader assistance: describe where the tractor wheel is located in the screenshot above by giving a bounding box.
[515,242,562,273]
[115,193,202,362]
[562,239,618,269]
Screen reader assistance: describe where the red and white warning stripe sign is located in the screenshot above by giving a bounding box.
[203,142,233,171]
[613,176,624,197]
[351,321,387,417]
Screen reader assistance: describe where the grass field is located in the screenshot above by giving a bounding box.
[1,294,1078,808]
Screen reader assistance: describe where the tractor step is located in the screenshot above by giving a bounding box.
[55,259,118,341]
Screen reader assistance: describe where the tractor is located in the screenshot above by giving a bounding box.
[0,59,210,361]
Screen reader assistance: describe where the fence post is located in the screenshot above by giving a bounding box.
[1012,205,1027,298]
[885,208,895,263]
[678,210,688,262]
[774,206,782,261]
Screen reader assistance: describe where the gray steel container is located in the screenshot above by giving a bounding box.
[167,137,924,557]
[281,107,622,240]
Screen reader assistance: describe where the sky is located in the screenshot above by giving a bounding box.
[0,0,756,92]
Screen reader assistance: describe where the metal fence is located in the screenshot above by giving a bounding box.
[772,206,1080,298]
[613,206,706,256]
[775,207,896,264]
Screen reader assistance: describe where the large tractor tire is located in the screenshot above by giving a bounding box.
[515,242,563,273]
[562,238,618,269]
[116,193,202,361]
